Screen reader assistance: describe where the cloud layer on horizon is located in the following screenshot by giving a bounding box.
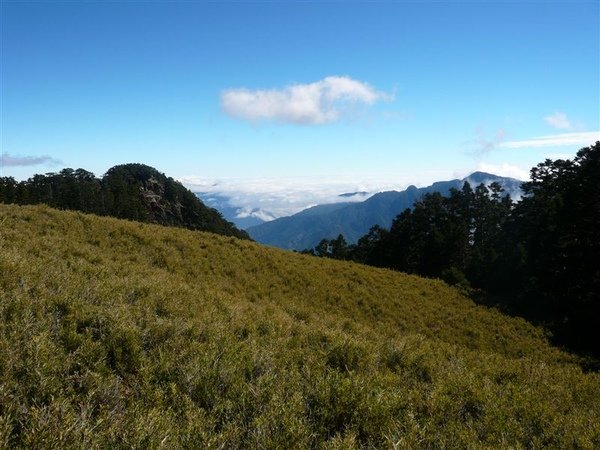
[221,76,392,125]
[181,167,515,221]
[182,175,387,219]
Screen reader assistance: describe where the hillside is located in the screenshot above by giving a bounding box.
[0,163,249,240]
[247,172,522,250]
[1,204,599,448]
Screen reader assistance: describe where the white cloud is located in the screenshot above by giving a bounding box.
[220,76,392,125]
[501,131,600,149]
[544,111,572,130]
[235,206,278,223]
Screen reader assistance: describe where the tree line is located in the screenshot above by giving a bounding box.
[0,163,249,240]
[304,143,600,357]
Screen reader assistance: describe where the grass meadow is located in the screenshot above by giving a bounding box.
[1,204,599,448]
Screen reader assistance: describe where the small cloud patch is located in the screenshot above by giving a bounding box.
[465,128,507,157]
[544,111,572,130]
[1,153,61,167]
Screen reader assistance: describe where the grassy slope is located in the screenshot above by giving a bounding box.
[1,204,599,448]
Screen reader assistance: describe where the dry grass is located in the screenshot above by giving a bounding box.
[1,204,599,448]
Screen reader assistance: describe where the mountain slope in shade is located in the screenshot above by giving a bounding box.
[247,172,522,250]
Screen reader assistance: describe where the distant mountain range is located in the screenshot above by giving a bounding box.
[195,190,370,230]
[246,172,523,250]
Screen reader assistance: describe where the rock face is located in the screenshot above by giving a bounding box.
[138,175,187,224]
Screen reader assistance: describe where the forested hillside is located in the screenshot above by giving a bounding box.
[0,163,249,239]
[1,204,599,447]
[306,142,600,358]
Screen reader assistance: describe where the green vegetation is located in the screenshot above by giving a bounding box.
[1,204,600,448]
[306,143,600,358]
[0,163,249,240]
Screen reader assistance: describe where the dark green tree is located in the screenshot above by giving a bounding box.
[504,142,600,353]
[351,225,391,267]
[331,234,349,260]
[0,177,18,203]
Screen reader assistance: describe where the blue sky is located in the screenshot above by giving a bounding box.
[2,1,599,216]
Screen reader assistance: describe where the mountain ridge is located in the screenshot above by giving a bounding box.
[247,172,522,250]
